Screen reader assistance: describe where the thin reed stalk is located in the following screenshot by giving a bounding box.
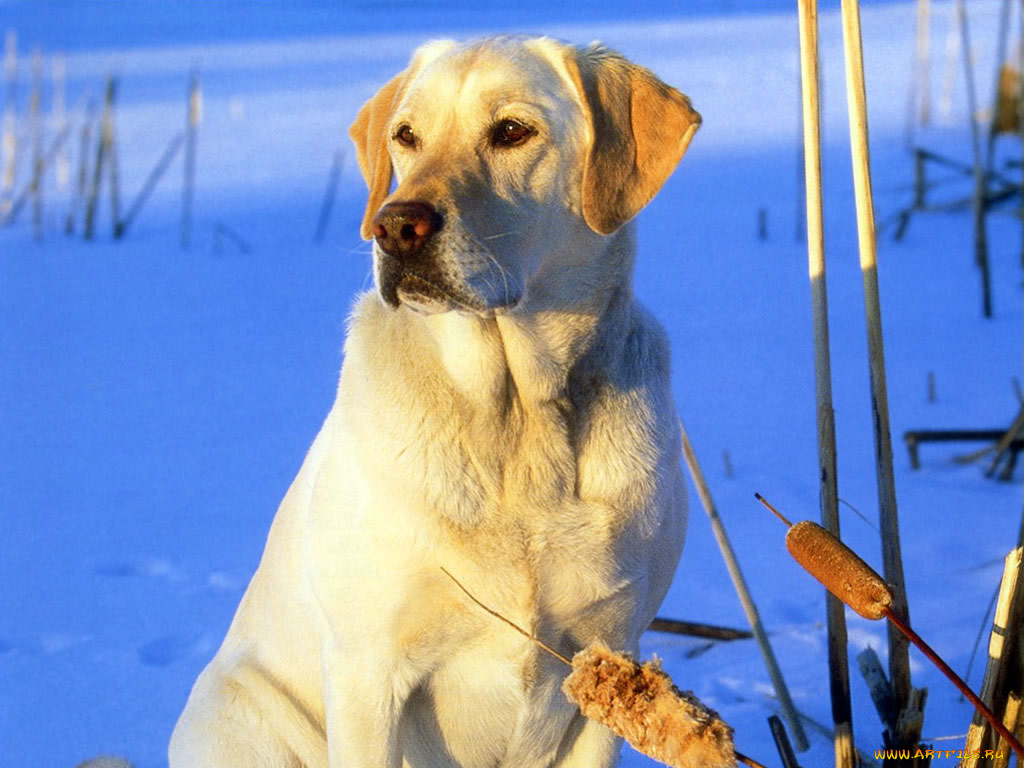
[839,0,916,736]
[795,1,854,764]
[680,421,808,751]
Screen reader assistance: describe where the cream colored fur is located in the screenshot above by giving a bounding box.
[169,36,699,768]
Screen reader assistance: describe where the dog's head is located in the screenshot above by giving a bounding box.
[350,37,700,315]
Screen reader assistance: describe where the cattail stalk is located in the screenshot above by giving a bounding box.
[985,0,1013,171]
[839,0,917,735]
[963,547,1023,763]
[916,0,931,126]
[795,0,855,763]
[938,1,959,123]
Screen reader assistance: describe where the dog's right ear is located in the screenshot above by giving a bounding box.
[349,71,411,241]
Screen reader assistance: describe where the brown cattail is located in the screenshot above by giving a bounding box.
[563,643,737,768]
[755,493,893,620]
[756,496,1024,762]
[785,520,893,620]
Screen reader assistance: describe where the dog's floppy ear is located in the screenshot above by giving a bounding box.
[349,41,456,241]
[566,45,701,235]
[349,71,411,241]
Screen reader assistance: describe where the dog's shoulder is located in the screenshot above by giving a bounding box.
[621,300,673,385]
[574,297,672,398]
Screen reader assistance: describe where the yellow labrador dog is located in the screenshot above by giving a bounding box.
[170,35,699,768]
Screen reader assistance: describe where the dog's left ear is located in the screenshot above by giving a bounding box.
[350,41,457,241]
[349,70,411,241]
[565,45,701,235]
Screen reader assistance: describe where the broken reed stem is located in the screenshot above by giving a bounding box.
[116,132,184,239]
[314,149,343,244]
[966,547,1024,759]
[53,54,69,192]
[439,567,571,666]
[66,100,95,234]
[0,124,70,227]
[84,76,116,240]
[882,607,1024,761]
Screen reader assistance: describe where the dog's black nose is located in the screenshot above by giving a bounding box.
[371,201,443,258]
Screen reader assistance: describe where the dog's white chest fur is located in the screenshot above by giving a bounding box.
[295,292,686,767]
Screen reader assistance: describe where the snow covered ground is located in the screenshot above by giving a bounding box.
[1,1,1021,767]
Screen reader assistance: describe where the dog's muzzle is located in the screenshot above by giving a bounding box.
[372,200,520,314]
[372,201,444,260]
[372,200,453,309]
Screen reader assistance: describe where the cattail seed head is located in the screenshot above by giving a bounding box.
[563,643,737,768]
[785,520,893,620]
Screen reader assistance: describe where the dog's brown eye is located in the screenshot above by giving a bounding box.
[394,124,417,147]
[492,119,534,148]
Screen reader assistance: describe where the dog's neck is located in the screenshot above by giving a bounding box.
[421,224,635,413]
[337,225,640,522]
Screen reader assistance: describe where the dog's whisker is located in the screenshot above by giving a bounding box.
[360,267,376,295]
[482,230,519,241]
[340,245,375,258]
[475,247,514,305]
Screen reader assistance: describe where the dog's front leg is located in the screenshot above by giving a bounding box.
[554,714,623,768]
[323,650,403,768]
